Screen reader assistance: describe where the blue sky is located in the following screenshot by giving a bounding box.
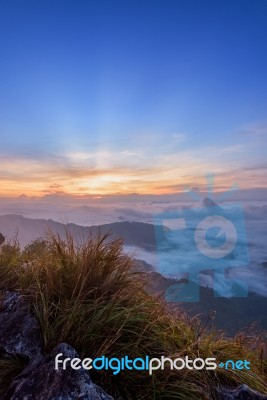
[0,0,267,195]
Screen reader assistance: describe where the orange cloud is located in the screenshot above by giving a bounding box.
[0,145,266,197]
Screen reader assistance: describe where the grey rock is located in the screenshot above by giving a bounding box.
[216,384,267,400]
[0,291,42,360]
[4,343,114,400]
[201,197,218,208]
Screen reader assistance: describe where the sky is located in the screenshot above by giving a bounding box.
[0,0,267,196]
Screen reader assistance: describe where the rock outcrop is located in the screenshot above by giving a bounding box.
[3,343,113,400]
[0,291,114,400]
[0,291,42,360]
[216,384,267,400]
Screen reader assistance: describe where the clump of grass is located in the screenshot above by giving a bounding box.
[0,356,27,395]
[0,232,266,399]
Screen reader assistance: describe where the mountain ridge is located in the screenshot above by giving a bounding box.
[0,213,157,250]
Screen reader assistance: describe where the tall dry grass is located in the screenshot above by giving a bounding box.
[0,232,266,399]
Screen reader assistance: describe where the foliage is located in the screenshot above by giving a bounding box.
[0,233,266,399]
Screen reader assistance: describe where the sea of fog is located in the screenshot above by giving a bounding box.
[0,197,267,298]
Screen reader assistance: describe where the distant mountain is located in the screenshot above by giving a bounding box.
[133,260,267,336]
[0,214,157,250]
[200,197,218,207]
